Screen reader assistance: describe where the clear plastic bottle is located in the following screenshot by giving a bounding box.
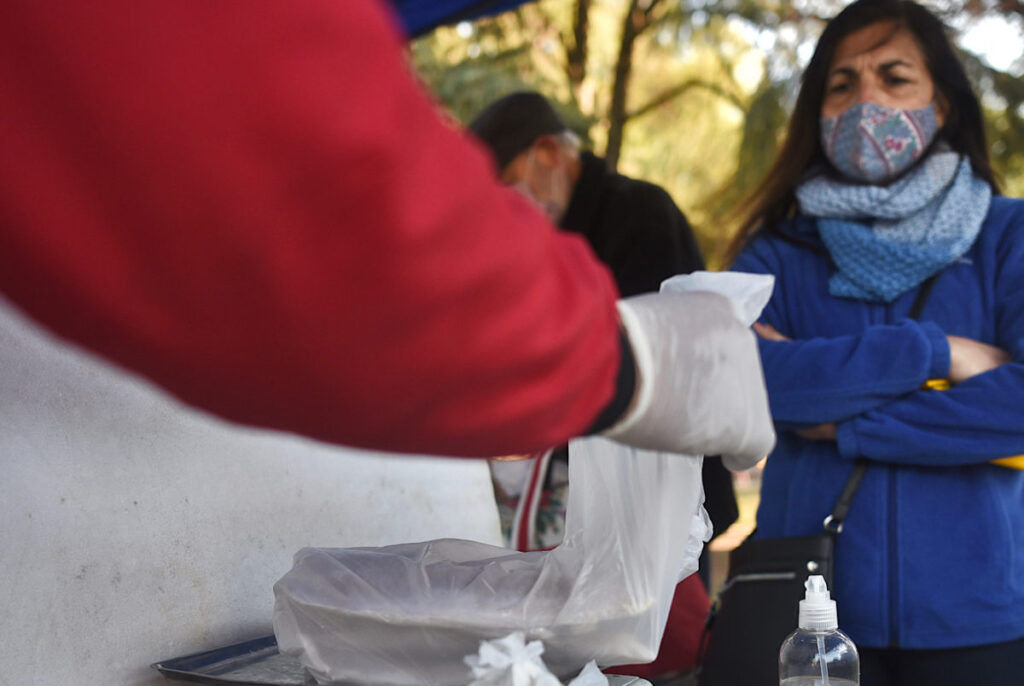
[779,575,859,686]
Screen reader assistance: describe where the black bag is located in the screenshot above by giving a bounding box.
[696,462,864,686]
[697,273,939,686]
[700,458,860,683]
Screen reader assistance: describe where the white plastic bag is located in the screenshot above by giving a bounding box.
[463,633,643,686]
[273,272,775,686]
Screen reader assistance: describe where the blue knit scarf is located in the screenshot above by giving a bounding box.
[795,150,991,303]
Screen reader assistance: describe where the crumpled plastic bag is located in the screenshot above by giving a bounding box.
[464,632,605,686]
[272,272,775,686]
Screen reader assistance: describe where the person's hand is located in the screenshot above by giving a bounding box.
[753,321,791,341]
[796,422,837,441]
[603,290,776,468]
[947,335,1010,384]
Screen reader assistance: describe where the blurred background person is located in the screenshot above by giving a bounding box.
[470,90,704,297]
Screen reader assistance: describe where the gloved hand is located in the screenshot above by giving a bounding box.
[602,289,775,470]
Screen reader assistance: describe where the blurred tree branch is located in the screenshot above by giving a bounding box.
[565,0,591,98]
[627,79,744,121]
[606,0,666,169]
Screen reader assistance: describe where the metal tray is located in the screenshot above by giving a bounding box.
[153,635,316,685]
[153,635,651,686]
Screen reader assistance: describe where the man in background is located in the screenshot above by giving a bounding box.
[470,91,704,297]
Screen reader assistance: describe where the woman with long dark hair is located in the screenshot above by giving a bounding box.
[730,0,1024,682]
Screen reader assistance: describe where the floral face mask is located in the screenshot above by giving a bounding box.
[820,102,941,184]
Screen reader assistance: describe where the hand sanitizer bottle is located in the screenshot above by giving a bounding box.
[779,575,859,686]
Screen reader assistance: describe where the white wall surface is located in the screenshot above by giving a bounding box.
[0,301,503,686]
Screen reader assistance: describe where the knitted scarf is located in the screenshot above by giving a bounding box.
[795,150,991,302]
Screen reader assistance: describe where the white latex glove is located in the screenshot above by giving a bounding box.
[602,289,775,470]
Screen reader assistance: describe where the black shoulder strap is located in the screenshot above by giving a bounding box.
[824,270,942,534]
[909,272,940,320]
[823,462,867,534]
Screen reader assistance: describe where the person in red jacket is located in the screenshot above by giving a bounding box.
[0,0,774,464]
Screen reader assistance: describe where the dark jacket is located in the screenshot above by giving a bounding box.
[561,152,705,296]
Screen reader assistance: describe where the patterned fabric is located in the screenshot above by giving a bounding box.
[821,103,940,183]
[796,151,991,302]
[490,452,568,552]
[495,486,569,551]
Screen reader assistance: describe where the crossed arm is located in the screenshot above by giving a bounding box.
[753,321,1010,443]
[734,228,1024,467]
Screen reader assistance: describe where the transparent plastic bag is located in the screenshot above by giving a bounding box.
[272,272,775,686]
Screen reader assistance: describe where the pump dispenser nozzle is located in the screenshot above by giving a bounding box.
[799,575,838,631]
[781,575,859,684]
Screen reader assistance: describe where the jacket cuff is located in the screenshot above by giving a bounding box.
[836,419,859,459]
[919,320,951,380]
[585,327,637,434]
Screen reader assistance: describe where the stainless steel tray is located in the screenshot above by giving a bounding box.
[153,634,650,686]
[153,635,316,685]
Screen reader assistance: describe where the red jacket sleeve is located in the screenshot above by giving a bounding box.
[0,0,623,457]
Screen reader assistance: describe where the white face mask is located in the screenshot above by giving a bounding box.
[514,146,571,222]
[511,180,546,214]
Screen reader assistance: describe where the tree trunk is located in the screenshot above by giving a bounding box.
[566,0,591,99]
[605,0,647,171]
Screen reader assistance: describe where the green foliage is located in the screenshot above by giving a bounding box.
[981,70,1024,196]
[412,6,595,140]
